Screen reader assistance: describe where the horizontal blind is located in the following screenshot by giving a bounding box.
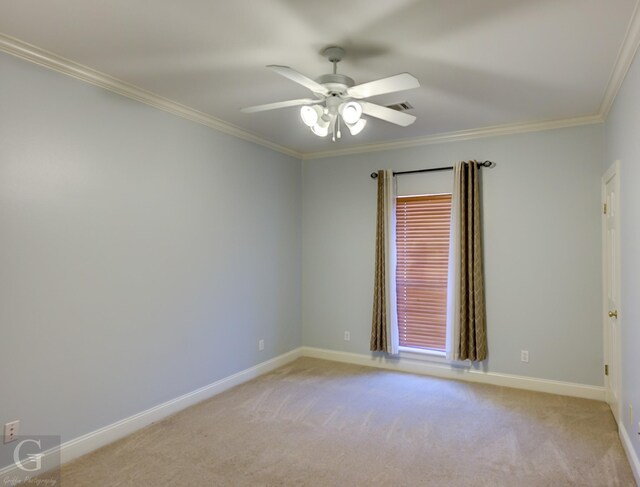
[396,194,452,351]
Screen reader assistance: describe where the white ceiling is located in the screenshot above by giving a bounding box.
[0,0,638,156]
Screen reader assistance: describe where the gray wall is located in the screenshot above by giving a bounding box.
[605,46,640,462]
[0,51,301,463]
[302,124,605,386]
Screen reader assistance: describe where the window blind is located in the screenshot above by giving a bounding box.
[396,194,452,351]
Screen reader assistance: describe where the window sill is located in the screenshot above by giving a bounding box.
[398,346,448,363]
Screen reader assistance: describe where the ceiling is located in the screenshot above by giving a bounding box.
[0,0,638,157]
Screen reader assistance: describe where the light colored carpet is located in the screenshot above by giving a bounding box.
[44,358,635,486]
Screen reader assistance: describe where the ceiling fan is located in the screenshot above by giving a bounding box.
[241,47,420,141]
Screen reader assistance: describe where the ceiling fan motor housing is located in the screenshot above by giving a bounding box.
[315,74,355,95]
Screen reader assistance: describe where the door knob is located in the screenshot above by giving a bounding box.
[608,310,618,319]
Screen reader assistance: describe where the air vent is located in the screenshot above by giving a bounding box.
[386,101,414,112]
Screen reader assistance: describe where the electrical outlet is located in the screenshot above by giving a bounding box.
[4,420,19,444]
[258,339,264,351]
[344,331,350,341]
[521,350,529,363]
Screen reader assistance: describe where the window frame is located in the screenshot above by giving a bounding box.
[395,192,452,357]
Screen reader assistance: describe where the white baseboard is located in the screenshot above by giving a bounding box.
[620,422,640,486]
[300,346,606,401]
[0,347,303,484]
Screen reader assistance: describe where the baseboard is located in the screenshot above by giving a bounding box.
[0,347,303,484]
[300,347,605,401]
[620,422,640,486]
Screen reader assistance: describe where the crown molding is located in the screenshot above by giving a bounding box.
[598,0,640,119]
[3,3,640,164]
[0,33,303,160]
[301,114,603,160]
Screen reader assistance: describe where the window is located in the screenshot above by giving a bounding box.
[395,194,452,352]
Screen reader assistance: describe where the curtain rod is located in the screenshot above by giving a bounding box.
[369,160,495,179]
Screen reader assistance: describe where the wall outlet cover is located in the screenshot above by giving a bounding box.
[4,420,19,444]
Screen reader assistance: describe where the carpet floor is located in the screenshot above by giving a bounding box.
[43,357,635,486]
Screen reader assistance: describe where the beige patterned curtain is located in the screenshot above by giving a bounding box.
[370,170,399,354]
[452,161,487,361]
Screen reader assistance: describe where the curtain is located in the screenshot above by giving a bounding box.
[370,170,399,354]
[446,161,487,361]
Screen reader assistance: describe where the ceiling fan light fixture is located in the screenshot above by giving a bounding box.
[300,105,322,127]
[310,113,330,136]
[346,118,367,136]
[311,123,329,137]
[339,101,362,124]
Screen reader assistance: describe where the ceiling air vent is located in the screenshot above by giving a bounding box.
[386,101,414,112]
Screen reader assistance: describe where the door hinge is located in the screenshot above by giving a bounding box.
[603,203,607,214]
[605,364,609,376]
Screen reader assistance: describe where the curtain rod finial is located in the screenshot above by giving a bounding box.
[370,172,379,179]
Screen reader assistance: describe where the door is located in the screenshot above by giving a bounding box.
[602,160,621,423]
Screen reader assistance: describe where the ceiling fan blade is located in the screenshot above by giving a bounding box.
[347,73,420,99]
[360,101,416,127]
[241,98,321,113]
[267,65,329,96]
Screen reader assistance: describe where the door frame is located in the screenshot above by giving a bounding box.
[602,160,621,423]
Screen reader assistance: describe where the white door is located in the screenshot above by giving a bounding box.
[602,161,621,423]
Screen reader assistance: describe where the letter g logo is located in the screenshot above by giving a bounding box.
[13,439,43,472]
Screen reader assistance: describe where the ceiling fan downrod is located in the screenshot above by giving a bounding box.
[323,46,344,75]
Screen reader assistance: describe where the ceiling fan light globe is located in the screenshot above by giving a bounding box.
[300,105,320,127]
[347,118,367,136]
[339,101,362,124]
[316,115,330,129]
[311,123,329,137]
